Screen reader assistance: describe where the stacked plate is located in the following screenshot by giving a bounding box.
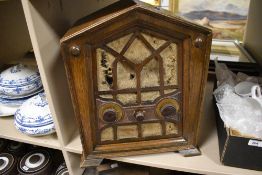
[0,64,43,117]
[17,149,53,175]
[0,153,18,175]
[14,92,56,136]
[55,162,69,175]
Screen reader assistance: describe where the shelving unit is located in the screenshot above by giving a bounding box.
[65,131,82,155]
[0,0,261,175]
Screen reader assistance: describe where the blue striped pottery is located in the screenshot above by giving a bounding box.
[0,87,44,100]
[14,120,55,136]
[14,92,55,136]
[0,64,40,87]
[0,79,42,97]
[0,64,42,97]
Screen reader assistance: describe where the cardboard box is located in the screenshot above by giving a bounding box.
[214,99,262,171]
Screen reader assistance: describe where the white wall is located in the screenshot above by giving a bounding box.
[244,0,262,67]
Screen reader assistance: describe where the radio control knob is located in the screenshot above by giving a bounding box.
[103,109,117,123]
[134,111,145,122]
[160,105,177,118]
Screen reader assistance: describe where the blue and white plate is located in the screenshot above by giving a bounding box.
[0,64,40,87]
[0,97,29,106]
[0,87,44,100]
[0,104,18,117]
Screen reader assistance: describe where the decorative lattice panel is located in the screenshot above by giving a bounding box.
[95,31,181,143]
[96,32,178,104]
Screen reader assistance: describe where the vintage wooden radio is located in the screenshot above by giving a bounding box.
[61,0,212,167]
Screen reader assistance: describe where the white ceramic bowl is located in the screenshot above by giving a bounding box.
[234,81,257,97]
[14,92,55,136]
[0,88,44,100]
[15,110,53,128]
[0,64,42,97]
[14,120,55,136]
[0,64,40,87]
[0,80,42,97]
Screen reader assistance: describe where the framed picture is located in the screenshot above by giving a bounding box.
[142,0,250,41]
[139,0,161,6]
[178,0,250,41]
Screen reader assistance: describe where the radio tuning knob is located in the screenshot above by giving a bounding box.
[160,105,177,118]
[103,109,117,123]
[134,111,145,122]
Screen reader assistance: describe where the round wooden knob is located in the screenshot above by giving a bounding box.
[160,105,177,118]
[70,45,81,57]
[103,109,117,123]
[194,37,204,48]
[134,111,145,122]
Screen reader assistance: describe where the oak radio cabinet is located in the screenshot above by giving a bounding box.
[61,0,212,167]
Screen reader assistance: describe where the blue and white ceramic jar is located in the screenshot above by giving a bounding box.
[0,64,42,97]
[14,93,55,136]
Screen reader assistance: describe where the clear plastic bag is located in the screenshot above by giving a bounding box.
[214,58,236,86]
[217,99,262,138]
[236,72,259,84]
[213,84,237,103]
[214,59,262,139]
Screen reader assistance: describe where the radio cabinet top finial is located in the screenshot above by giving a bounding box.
[61,0,212,167]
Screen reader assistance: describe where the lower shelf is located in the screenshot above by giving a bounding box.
[65,130,82,154]
[0,116,61,150]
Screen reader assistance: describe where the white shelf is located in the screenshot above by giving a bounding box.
[65,131,82,154]
[0,117,61,150]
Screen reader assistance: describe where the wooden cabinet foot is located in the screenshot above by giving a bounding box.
[81,155,103,168]
[178,147,201,157]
